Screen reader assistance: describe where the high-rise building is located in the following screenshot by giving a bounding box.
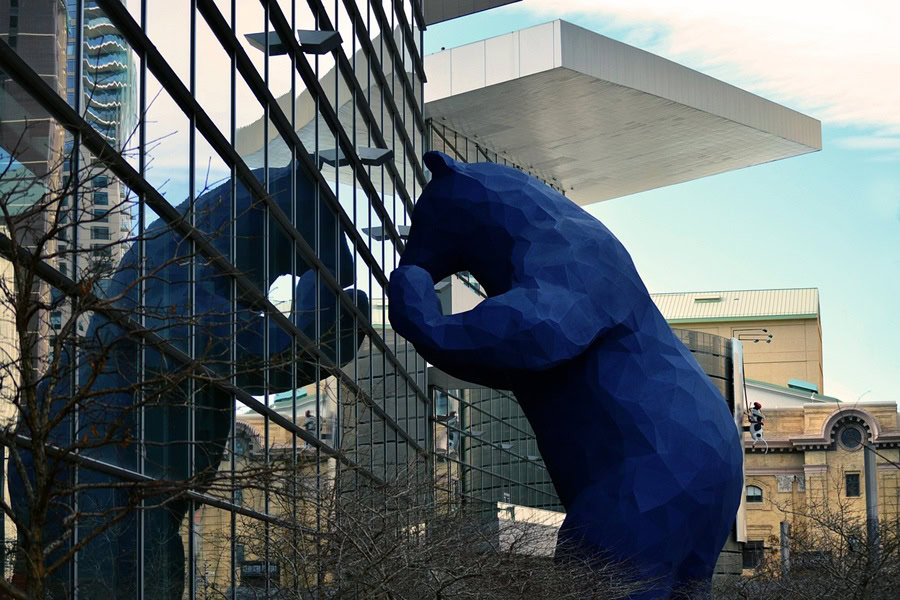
[65,0,137,274]
[0,0,67,180]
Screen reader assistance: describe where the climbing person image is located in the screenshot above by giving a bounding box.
[748,401,768,452]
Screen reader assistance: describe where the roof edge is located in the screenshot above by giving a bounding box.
[651,287,819,296]
[666,314,818,324]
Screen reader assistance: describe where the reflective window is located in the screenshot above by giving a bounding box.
[746,485,763,503]
[0,2,465,597]
[839,425,863,450]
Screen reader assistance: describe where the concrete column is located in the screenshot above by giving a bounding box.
[864,443,879,558]
[780,521,791,577]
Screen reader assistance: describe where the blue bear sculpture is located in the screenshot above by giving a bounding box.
[9,164,367,599]
[389,152,743,597]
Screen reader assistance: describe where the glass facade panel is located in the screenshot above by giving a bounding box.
[430,384,563,513]
[194,13,232,145]
[0,2,588,598]
[147,0,190,88]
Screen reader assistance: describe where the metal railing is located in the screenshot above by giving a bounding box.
[427,120,567,195]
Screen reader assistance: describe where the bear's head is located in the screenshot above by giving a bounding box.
[400,151,534,296]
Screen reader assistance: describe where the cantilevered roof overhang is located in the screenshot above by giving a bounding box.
[424,20,822,205]
[423,0,522,25]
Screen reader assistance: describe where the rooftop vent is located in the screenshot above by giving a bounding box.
[788,379,819,394]
[272,388,309,404]
[694,295,723,303]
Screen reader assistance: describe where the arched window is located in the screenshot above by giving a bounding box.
[746,485,763,503]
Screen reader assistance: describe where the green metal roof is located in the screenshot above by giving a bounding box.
[272,388,309,404]
[651,288,819,322]
[746,378,840,403]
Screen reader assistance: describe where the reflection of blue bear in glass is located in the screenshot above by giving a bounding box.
[389,152,743,597]
[9,164,367,598]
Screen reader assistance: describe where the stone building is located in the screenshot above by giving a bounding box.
[741,389,900,571]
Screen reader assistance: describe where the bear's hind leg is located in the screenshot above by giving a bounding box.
[670,549,717,599]
[556,495,686,599]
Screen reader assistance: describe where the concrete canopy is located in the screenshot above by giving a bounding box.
[424,21,822,205]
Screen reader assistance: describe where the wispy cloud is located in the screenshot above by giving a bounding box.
[836,136,900,151]
[519,1,900,135]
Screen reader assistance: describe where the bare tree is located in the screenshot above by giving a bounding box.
[0,86,373,598]
[201,459,650,600]
[0,111,249,599]
[174,368,650,600]
[708,475,900,600]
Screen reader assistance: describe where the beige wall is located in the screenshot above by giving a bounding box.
[0,241,18,563]
[671,317,823,392]
[742,403,900,574]
[0,247,16,424]
[188,377,346,594]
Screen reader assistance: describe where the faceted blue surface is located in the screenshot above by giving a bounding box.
[389,152,744,597]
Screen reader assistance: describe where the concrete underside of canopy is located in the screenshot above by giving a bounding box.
[424,21,822,205]
[423,0,522,25]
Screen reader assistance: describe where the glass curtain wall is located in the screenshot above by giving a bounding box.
[431,381,563,515]
[0,0,428,597]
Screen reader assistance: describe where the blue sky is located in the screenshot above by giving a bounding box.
[425,2,900,404]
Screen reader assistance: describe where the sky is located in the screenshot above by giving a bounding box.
[426,0,900,405]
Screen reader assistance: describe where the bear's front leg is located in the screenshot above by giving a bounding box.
[388,264,445,343]
[389,266,603,389]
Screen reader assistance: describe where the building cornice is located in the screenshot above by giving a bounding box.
[745,467,805,476]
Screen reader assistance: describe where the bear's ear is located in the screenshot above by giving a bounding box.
[424,151,456,178]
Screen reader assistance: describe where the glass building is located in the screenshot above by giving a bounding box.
[0,0,433,597]
[0,0,823,596]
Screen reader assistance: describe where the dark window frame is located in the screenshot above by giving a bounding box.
[746,485,763,503]
[838,424,864,451]
[743,540,765,570]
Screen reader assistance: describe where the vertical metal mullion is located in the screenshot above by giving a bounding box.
[377,0,386,486]
[262,4,272,595]
[228,3,238,599]
[136,1,148,597]
[389,1,398,487]
[491,390,496,503]
[384,1,394,476]
[187,2,198,598]
[350,0,359,514]
[331,6,342,592]
[332,0,341,486]
[70,1,85,596]
[496,391,501,503]
[418,9,427,490]
[365,0,374,483]
[311,3,323,594]
[460,391,467,503]
[289,0,299,594]
[401,7,413,480]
